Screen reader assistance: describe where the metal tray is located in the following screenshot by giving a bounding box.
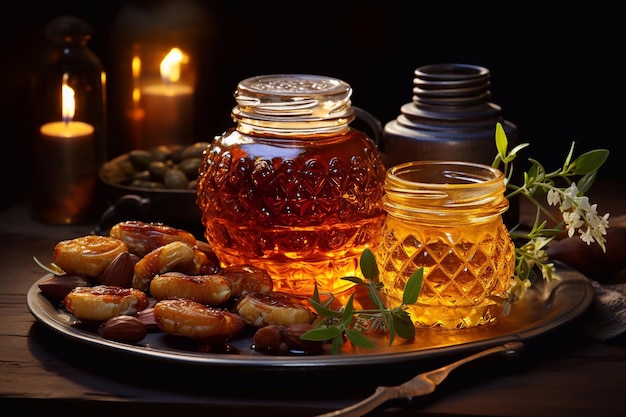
[27,262,593,376]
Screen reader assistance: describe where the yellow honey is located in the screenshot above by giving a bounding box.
[377,161,515,329]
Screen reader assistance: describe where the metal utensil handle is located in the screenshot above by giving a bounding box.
[422,341,524,385]
[315,386,395,417]
[315,341,524,417]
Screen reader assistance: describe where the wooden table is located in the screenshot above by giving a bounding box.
[2,179,626,417]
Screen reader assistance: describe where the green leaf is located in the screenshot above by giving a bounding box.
[360,248,379,280]
[491,153,503,169]
[508,142,530,156]
[572,149,609,175]
[341,276,366,285]
[383,311,396,345]
[308,297,342,318]
[331,334,345,354]
[392,311,416,340]
[301,326,342,341]
[495,122,508,161]
[562,142,576,170]
[402,267,423,305]
[526,161,539,183]
[342,294,356,325]
[576,171,597,194]
[311,282,321,303]
[367,280,387,310]
[345,328,376,349]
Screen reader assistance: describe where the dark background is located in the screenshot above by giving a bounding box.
[2,0,625,211]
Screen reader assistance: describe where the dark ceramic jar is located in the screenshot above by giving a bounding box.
[383,63,518,167]
[382,63,520,224]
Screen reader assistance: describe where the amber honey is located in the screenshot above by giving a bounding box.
[377,161,515,329]
[197,75,386,296]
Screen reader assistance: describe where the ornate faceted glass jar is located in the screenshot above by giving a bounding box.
[377,161,515,329]
[196,74,386,296]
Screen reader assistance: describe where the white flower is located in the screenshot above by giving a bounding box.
[562,210,583,237]
[540,262,557,282]
[580,227,595,244]
[547,189,561,206]
[551,182,609,249]
[560,183,579,210]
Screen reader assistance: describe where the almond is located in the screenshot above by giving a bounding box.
[283,323,324,353]
[98,315,147,344]
[38,274,91,300]
[135,307,159,332]
[252,324,287,353]
[98,252,134,287]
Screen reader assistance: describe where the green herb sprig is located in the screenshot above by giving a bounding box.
[492,122,610,309]
[301,248,423,354]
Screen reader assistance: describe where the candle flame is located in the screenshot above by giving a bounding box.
[160,47,188,84]
[61,73,75,124]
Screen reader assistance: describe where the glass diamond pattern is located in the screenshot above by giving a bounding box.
[380,223,514,319]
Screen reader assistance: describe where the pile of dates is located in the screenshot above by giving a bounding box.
[37,220,325,355]
[123,142,210,191]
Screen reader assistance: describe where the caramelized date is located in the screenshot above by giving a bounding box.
[53,235,128,279]
[218,264,273,297]
[132,241,197,291]
[153,299,246,342]
[64,285,149,321]
[110,220,197,258]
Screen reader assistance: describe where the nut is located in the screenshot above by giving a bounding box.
[38,274,91,300]
[283,323,324,353]
[252,325,287,353]
[98,315,147,344]
[135,307,159,331]
[98,252,134,287]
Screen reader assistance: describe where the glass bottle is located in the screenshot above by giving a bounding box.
[196,74,387,296]
[377,161,515,329]
[31,16,107,225]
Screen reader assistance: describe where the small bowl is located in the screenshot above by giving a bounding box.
[97,152,204,237]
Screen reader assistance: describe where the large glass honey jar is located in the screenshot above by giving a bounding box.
[377,161,515,329]
[196,74,386,296]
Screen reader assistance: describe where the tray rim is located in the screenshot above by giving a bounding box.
[27,262,594,371]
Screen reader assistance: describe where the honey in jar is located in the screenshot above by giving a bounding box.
[196,74,386,296]
[377,161,515,329]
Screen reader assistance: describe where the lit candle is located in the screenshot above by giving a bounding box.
[33,74,97,224]
[141,47,194,148]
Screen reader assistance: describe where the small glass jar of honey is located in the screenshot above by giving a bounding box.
[377,161,515,329]
[196,74,386,296]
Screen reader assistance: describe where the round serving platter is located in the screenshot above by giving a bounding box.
[27,262,592,373]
